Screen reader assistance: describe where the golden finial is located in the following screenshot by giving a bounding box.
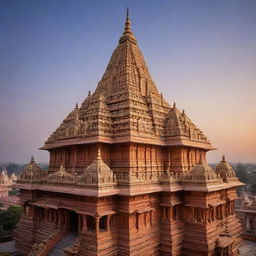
[222,155,226,162]
[97,145,102,160]
[124,7,131,34]
[119,8,137,44]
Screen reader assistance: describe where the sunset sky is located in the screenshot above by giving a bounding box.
[0,0,255,164]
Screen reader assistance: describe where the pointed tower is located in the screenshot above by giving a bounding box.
[43,10,214,175]
[43,10,212,153]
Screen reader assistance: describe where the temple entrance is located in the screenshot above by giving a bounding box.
[70,211,78,232]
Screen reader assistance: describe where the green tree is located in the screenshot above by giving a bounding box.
[0,206,23,231]
[235,162,250,184]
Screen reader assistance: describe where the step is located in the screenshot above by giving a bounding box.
[48,232,78,256]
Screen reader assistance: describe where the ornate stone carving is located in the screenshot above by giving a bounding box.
[78,148,117,189]
[48,165,77,184]
[43,7,211,150]
[182,157,223,186]
[165,105,209,143]
[14,10,243,256]
[215,155,237,180]
[18,156,46,183]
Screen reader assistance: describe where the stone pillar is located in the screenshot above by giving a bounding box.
[82,215,87,231]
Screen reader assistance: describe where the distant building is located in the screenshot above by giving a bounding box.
[0,169,12,197]
[14,11,244,256]
[11,172,18,183]
[0,169,20,209]
[236,192,256,241]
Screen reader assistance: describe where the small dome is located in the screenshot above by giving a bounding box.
[19,156,43,183]
[78,148,116,188]
[216,155,236,181]
[183,158,220,182]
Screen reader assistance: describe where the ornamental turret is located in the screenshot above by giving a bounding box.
[215,155,243,186]
[78,147,117,189]
[182,156,223,191]
[18,156,45,183]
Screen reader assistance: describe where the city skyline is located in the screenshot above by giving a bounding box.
[0,0,255,163]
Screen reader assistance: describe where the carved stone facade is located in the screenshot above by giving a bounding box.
[14,10,243,256]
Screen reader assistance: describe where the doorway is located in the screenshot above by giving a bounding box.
[70,211,78,232]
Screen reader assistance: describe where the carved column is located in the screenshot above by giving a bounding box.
[82,215,88,231]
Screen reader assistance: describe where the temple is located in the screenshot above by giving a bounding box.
[14,10,244,256]
[0,169,16,197]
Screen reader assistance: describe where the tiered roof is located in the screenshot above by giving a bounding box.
[42,10,213,150]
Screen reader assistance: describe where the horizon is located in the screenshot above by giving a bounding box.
[0,0,255,164]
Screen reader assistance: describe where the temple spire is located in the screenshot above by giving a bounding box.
[124,7,131,34]
[119,8,137,44]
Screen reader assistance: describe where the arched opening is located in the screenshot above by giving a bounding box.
[70,211,78,232]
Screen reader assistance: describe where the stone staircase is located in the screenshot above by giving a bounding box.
[48,232,78,256]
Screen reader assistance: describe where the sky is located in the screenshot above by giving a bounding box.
[0,0,255,164]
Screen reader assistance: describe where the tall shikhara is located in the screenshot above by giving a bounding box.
[14,11,243,256]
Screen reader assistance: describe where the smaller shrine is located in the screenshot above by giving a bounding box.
[0,169,16,197]
[236,192,256,241]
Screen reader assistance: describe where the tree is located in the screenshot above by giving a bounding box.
[0,205,23,231]
[235,162,250,184]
